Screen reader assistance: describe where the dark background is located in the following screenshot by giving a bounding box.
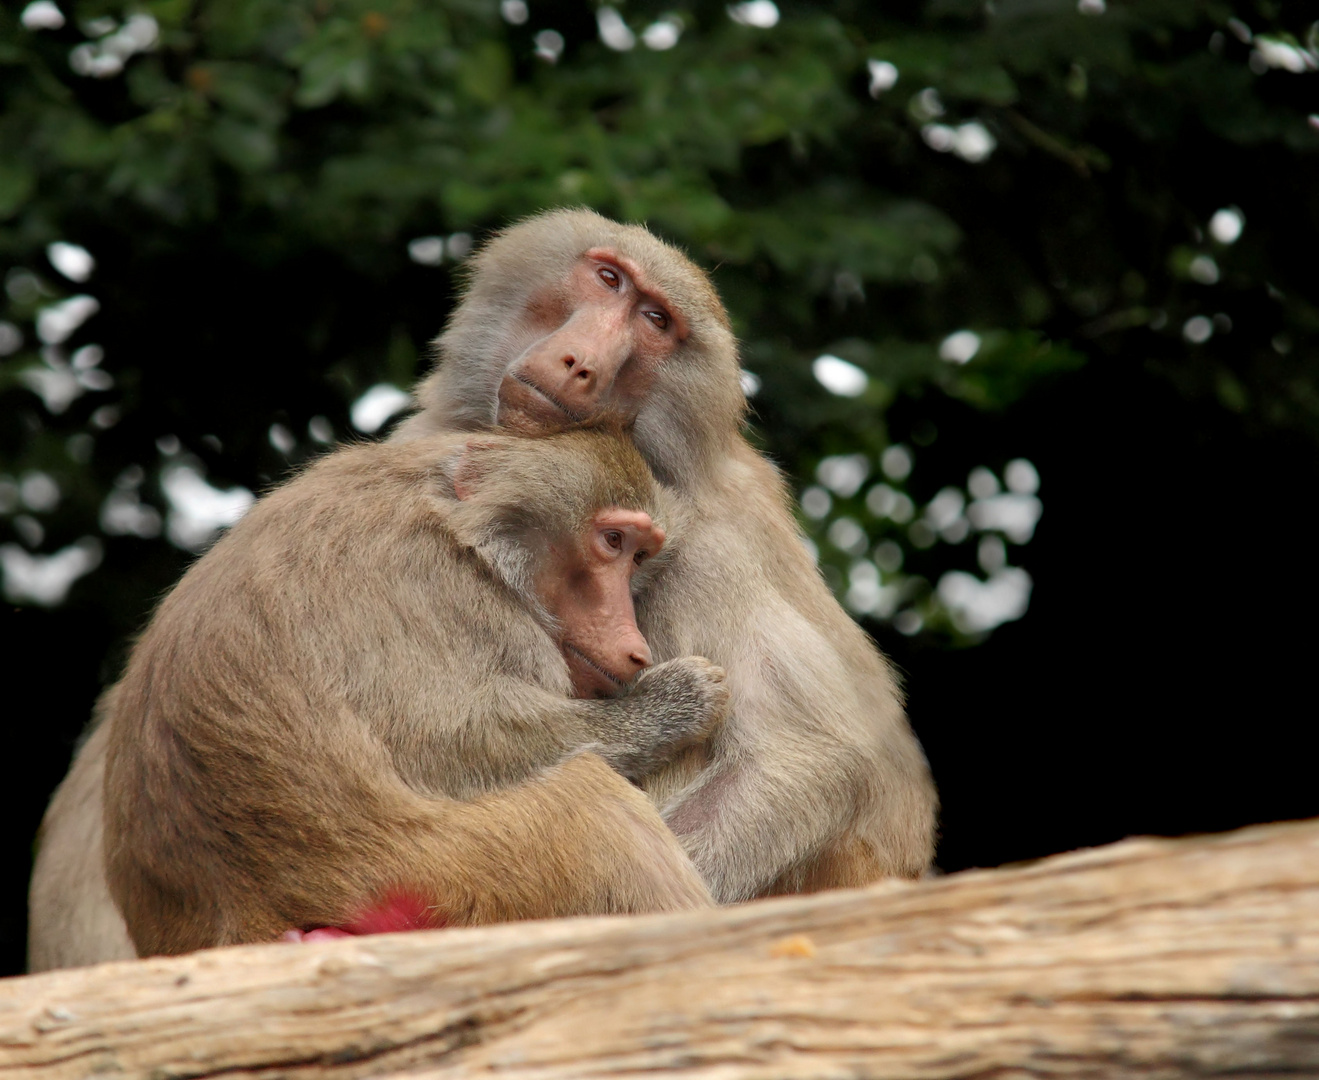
[888,361,1319,873]
[4,0,1319,975]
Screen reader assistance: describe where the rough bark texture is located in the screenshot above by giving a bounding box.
[5,819,1319,1079]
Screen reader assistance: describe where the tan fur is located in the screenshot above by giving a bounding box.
[398,210,939,903]
[27,720,135,971]
[761,834,894,897]
[28,210,936,969]
[96,428,723,957]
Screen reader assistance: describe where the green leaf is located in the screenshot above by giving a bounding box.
[0,163,34,219]
[457,40,511,105]
[211,118,278,172]
[942,332,1087,410]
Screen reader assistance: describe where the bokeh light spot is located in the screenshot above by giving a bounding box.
[1252,36,1316,73]
[727,1,779,28]
[596,8,635,51]
[924,487,965,531]
[47,242,95,282]
[812,354,868,397]
[0,322,21,355]
[408,236,444,265]
[939,330,981,364]
[880,445,912,480]
[1209,207,1244,244]
[0,537,101,606]
[873,540,903,573]
[967,493,1043,543]
[308,416,334,444]
[20,1,64,29]
[1183,315,1213,344]
[534,30,564,63]
[1189,255,1220,285]
[268,423,296,455]
[800,485,831,520]
[161,464,254,552]
[816,453,870,497]
[938,567,1033,633]
[978,535,1006,573]
[36,295,99,345]
[827,516,868,555]
[868,60,898,97]
[500,0,528,25]
[351,383,411,433]
[1004,458,1040,495]
[20,471,60,512]
[911,88,944,121]
[642,18,681,50]
[894,610,923,635]
[967,466,999,499]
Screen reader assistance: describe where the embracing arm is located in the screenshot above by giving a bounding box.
[661,614,936,902]
[640,470,938,903]
[409,656,729,798]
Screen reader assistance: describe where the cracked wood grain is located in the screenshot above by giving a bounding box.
[4,819,1319,1079]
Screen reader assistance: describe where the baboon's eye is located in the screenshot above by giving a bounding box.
[604,530,624,550]
[644,310,670,331]
[634,550,648,564]
[598,266,621,289]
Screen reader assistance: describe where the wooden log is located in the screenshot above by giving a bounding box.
[4,819,1319,1079]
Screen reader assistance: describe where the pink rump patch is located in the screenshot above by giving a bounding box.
[343,891,445,935]
[284,890,447,943]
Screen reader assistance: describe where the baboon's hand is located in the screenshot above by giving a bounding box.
[631,656,729,746]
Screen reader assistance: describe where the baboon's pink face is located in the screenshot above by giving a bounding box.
[536,508,666,698]
[496,250,685,433]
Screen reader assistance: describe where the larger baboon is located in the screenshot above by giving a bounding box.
[394,210,938,901]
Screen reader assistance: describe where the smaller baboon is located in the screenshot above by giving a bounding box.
[102,426,727,956]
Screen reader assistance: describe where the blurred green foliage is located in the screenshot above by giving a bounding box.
[1,0,1316,646]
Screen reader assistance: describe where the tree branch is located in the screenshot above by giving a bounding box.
[5,819,1319,1078]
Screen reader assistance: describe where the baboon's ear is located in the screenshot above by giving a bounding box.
[452,439,501,501]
